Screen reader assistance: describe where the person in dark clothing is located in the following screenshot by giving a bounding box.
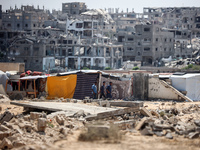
[99,81,106,99]
[106,82,112,99]
[92,82,97,99]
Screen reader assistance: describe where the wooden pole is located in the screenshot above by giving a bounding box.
[18,80,20,91]
[34,79,36,98]
[98,72,102,99]
[5,80,8,92]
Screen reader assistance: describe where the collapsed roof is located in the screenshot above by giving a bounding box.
[81,9,114,24]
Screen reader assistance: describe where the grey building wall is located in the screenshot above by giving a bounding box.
[118,24,174,65]
[2,5,48,35]
[62,2,87,15]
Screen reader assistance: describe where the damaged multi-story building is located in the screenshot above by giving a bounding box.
[1,3,123,71]
[1,3,200,71]
[1,5,48,35]
[117,23,174,65]
[143,7,200,59]
[0,5,2,29]
[62,2,87,15]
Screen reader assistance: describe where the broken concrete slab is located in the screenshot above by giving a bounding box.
[140,107,153,117]
[114,120,136,130]
[109,101,143,107]
[11,101,118,115]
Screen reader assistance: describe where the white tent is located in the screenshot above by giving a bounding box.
[0,70,12,93]
[170,74,200,101]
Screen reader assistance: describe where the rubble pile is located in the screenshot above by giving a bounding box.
[0,94,10,104]
[135,103,200,139]
[0,111,84,149]
[165,58,197,69]
[0,99,199,149]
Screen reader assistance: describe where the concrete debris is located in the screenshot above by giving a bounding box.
[37,118,47,132]
[0,124,10,131]
[56,115,65,125]
[165,132,173,139]
[140,127,154,136]
[73,110,86,118]
[0,100,199,149]
[0,131,11,140]
[30,112,46,120]
[0,138,13,149]
[0,111,13,124]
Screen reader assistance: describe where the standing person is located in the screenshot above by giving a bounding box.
[91,82,97,99]
[99,81,106,99]
[106,82,112,99]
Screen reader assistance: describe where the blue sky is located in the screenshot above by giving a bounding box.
[0,0,200,13]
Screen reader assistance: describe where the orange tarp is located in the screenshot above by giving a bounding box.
[47,75,77,99]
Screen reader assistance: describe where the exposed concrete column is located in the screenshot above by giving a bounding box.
[84,46,87,56]
[111,46,114,68]
[91,57,94,67]
[78,57,81,70]
[65,57,68,68]
[104,47,106,57]
[30,44,33,56]
[103,58,106,68]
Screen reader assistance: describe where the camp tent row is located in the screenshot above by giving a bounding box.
[5,70,131,100]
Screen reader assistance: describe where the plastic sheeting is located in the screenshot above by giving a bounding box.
[100,77,132,99]
[46,75,77,99]
[170,74,200,101]
[0,70,12,92]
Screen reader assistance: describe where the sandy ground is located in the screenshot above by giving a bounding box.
[1,100,200,150]
[51,130,200,150]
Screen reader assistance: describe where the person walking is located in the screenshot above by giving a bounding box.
[99,81,106,99]
[106,82,112,99]
[92,82,97,99]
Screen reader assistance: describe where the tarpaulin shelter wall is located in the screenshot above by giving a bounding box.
[73,72,98,99]
[46,74,77,99]
[101,76,132,99]
[170,74,200,101]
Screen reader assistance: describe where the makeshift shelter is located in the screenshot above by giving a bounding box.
[58,70,129,100]
[46,75,77,99]
[18,75,47,98]
[170,74,200,101]
[0,70,12,93]
[58,70,100,99]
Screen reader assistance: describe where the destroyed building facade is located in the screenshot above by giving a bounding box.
[62,2,87,15]
[1,5,48,35]
[1,4,200,71]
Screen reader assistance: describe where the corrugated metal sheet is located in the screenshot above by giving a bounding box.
[73,72,98,99]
